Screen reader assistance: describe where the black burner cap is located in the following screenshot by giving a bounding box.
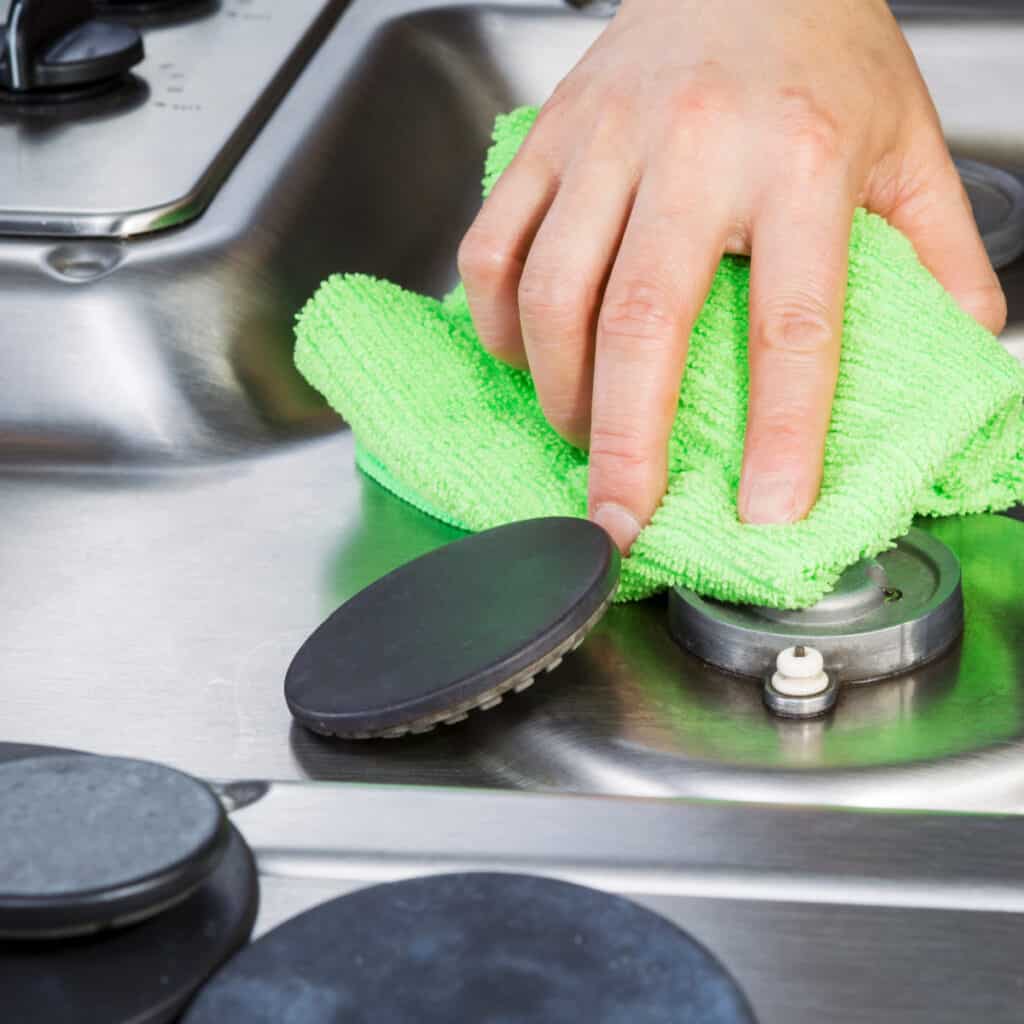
[184,871,756,1023]
[285,517,619,739]
[0,752,229,939]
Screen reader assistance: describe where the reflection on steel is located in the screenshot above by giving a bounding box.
[4,430,1023,813]
[0,0,1022,464]
[2,0,1023,807]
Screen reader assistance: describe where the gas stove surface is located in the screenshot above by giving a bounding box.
[4,2,1024,1022]
[6,430,1024,811]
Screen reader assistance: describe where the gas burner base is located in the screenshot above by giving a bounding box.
[669,528,964,685]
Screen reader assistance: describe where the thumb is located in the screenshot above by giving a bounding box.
[880,152,1006,335]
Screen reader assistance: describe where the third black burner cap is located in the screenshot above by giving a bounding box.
[184,871,757,1023]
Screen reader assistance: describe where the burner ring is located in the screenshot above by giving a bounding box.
[669,528,963,684]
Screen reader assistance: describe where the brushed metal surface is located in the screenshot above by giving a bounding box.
[0,0,346,237]
[235,782,1024,1023]
[4,3,1024,1015]
[2,0,1024,804]
[4,430,1024,812]
[1,0,1023,464]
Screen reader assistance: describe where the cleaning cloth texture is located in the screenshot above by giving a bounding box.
[295,106,1024,608]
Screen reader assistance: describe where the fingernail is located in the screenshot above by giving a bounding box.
[740,473,800,525]
[592,502,643,554]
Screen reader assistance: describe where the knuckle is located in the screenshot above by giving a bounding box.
[457,227,520,289]
[788,121,843,171]
[666,68,738,125]
[758,302,834,358]
[518,267,589,337]
[594,80,636,121]
[748,415,812,458]
[533,83,580,138]
[579,106,638,172]
[589,424,649,474]
[778,87,844,169]
[540,80,575,118]
[599,280,677,348]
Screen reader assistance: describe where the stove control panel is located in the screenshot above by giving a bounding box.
[0,0,346,238]
[0,0,144,100]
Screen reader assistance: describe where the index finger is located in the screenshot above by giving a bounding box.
[588,170,731,553]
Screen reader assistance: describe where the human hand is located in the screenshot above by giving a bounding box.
[457,0,1006,552]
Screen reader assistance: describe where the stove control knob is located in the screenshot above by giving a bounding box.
[0,0,143,97]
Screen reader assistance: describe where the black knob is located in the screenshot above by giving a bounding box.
[0,0,143,96]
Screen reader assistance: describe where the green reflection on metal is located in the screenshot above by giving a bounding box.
[611,516,1024,769]
[324,479,1023,772]
[326,469,465,608]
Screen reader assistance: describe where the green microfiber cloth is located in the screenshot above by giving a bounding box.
[295,106,1024,608]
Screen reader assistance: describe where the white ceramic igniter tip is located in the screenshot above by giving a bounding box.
[771,645,829,697]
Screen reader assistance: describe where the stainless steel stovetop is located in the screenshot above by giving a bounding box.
[4,2,1024,1021]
